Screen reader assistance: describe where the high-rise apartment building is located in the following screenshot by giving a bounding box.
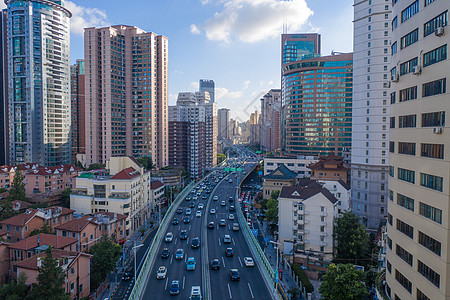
[168,92,217,178]
[84,25,168,168]
[199,79,215,103]
[282,48,353,156]
[70,59,85,164]
[218,108,230,140]
[351,0,391,230]
[6,0,72,166]
[260,89,282,153]
[249,111,260,146]
[0,10,7,166]
[385,1,449,300]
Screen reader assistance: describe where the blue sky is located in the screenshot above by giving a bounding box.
[65,0,354,121]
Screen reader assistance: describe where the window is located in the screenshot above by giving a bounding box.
[399,86,417,102]
[391,41,398,55]
[396,244,413,265]
[418,260,440,287]
[389,141,395,153]
[420,173,443,192]
[421,144,444,159]
[422,78,446,97]
[398,115,416,128]
[395,269,412,293]
[398,142,416,155]
[400,57,418,75]
[417,289,430,300]
[387,236,392,250]
[423,45,447,67]
[389,190,394,201]
[397,193,414,211]
[422,111,445,127]
[424,0,435,6]
[70,267,75,274]
[398,168,415,183]
[419,231,441,256]
[392,16,398,30]
[419,202,442,224]
[400,28,418,49]
[397,219,414,239]
[401,0,419,23]
[388,213,393,226]
[390,117,395,128]
[424,11,447,37]
[387,260,392,273]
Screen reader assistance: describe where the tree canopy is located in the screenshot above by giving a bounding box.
[60,188,72,208]
[89,236,122,291]
[8,169,26,202]
[0,271,30,300]
[319,264,368,300]
[136,156,154,170]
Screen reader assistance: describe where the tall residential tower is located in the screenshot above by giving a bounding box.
[199,79,215,103]
[70,59,85,164]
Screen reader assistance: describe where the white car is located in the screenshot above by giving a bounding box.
[198,203,204,209]
[193,196,198,200]
[210,209,216,214]
[196,210,202,217]
[213,196,219,201]
[223,234,231,243]
[156,266,167,279]
[165,232,173,242]
[186,208,192,215]
[244,257,254,267]
[228,214,235,220]
[221,201,226,206]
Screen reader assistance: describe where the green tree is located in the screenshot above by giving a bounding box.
[270,190,280,200]
[8,169,26,202]
[266,198,278,223]
[0,187,7,193]
[0,271,30,299]
[30,246,68,300]
[0,196,15,221]
[89,236,121,291]
[287,286,300,300]
[319,264,368,300]
[136,156,154,170]
[217,153,226,164]
[60,188,72,208]
[87,163,105,171]
[333,211,370,265]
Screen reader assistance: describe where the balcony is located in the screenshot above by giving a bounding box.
[320,232,327,237]
[320,211,327,217]
[109,192,131,199]
[319,241,327,246]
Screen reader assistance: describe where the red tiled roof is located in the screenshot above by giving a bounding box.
[9,233,78,251]
[0,209,44,227]
[150,181,164,189]
[47,206,75,216]
[15,249,91,271]
[0,230,7,237]
[12,200,30,211]
[92,211,127,222]
[111,167,141,180]
[54,218,96,232]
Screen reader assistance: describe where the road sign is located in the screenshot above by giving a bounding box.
[251,229,258,236]
[354,265,365,271]
[231,168,236,172]
[237,168,242,172]
[258,171,262,176]
[225,168,230,172]
[275,269,279,283]
[264,238,269,243]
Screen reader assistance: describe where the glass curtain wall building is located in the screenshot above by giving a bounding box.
[6,0,72,166]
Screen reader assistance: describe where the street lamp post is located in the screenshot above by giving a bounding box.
[270,240,280,294]
[133,241,144,281]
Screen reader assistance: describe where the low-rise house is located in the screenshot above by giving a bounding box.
[308,153,349,184]
[262,164,297,199]
[15,249,92,299]
[0,240,10,284]
[0,209,46,242]
[11,200,31,213]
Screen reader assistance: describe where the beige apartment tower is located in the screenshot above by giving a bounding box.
[84,25,168,168]
[385,1,449,300]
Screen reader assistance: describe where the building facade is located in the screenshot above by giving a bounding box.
[260,89,282,153]
[6,0,72,166]
[70,59,86,164]
[199,79,215,102]
[84,25,168,168]
[0,10,7,166]
[386,1,450,300]
[351,0,392,230]
[264,156,316,177]
[249,111,260,146]
[218,108,230,140]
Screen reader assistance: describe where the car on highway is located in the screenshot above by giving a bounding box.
[221,201,226,206]
[180,230,188,240]
[156,266,167,279]
[189,202,196,208]
[190,286,202,300]
[122,266,133,280]
[229,196,233,202]
[208,221,215,229]
[161,248,169,259]
[175,249,184,260]
[232,223,239,231]
[196,210,202,217]
[196,192,201,196]
[191,190,196,194]
[186,257,196,271]
[169,280,180,295]
[229,269,240,281]
[244,257,254,267]
[219,219,226,226]
[223,234,231,243]
[176,208,183,214]
[172,218,179,225]
[202,195,207,199]
[225,248,234,257]
[186,196,192,201]
[210,208,216,214]
[228,179,233,183]
[198,203,204,209]
[210,259,220,270]
[165,232,173,242]
[186,208,191,215]
[184,216,191,224]
[229,206,235,212]
[191,237,200,249]
[228,214,235,220]
[213,196,219,201]
[193,196,198,200]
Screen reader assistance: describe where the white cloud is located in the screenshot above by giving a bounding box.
[190,81,200,89]
[198,0,313,43]
[190,24,201,34]
[201,0,210,4]
[243,80,251,90]
[216,87,242,100]
[65,1,109,35]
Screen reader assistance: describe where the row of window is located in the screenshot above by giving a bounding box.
[395,168,443,191]
[391,110,445,128]
[390,141,444,159]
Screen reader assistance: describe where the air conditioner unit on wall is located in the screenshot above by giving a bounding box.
[433,127,443,134]
[391,73,399,82]
[435,27,445,36]
[412,66,421,75]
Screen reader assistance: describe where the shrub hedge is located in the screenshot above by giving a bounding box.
[291,263,314,294]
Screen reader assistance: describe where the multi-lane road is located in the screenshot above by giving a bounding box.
[141,152,273,299]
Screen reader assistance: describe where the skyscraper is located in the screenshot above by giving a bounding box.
[281,33,321,65]
[260,89,282,153]
[385,1,449,299]
[6,0,72,166]
[0,10,8,166]
[199,79,215,103]
[218,108,230,140]
[249,111,260,146]
[70,59,85,164]
[351,0,391,230]
[84,25,168,168]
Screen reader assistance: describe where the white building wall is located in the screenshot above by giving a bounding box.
[264,157,317,176]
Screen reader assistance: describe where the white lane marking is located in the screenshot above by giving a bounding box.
[218,238,222,246]
[170,255,173,264]
[165,277,169,290]
[175,238,178,244]
[228,224,231,230]
[248,283,255,298]
[222,256,226,268]
[232,238,236,246]
[183,276,185,289]
[217,224,219,230]
[238,256,243,267]
[189,225,192,230]
[227,283,232,299]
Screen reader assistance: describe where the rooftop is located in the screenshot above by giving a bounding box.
[0,209,44,227]
[279,179,338,204]
[264,164,298,180]
[9,233,78,251]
